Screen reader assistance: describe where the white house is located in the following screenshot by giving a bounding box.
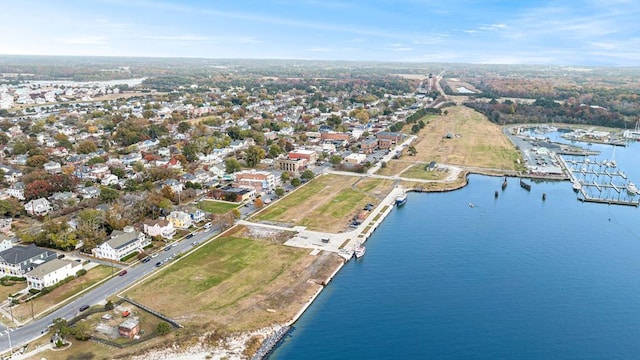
[0,244,57,276]
[101,174,119,186]
[92,226,150,261]
[43,161,62,174]
[25,259,83,290]
[142,219,176,239]
[6,182,25,200]
[24,198,53,216]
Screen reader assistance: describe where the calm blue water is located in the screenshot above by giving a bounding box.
[270,139,640,360]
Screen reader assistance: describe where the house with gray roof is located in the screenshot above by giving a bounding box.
[0,244,57,276]
[25,258,82,290]
[92,226,150,261]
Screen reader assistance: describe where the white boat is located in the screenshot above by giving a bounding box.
[627,182,638,195]
[572,181,582,192]
[396,191,407,206]
[468,202,474,208]
[354,243,366,259]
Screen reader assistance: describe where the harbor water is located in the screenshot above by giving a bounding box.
[270,139,640,359]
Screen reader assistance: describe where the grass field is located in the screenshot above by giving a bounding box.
[401,164,449,181]
[126,227,341,333]
[11,265,113,322]
[375,160,408,176]
[254,174,380,232]
[411,105,521,170]
[198,200,238,214]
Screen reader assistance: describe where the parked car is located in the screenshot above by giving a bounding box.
[119,270,127,276]
[151,253,159,258]
[164,246,172,251]
[142,257,151,263]
[79,305,90,312]
[57,254,65,259]
[186,234,194,239]
[155,262,162,267]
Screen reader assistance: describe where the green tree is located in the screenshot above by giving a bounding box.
[329,155,342,166]
[98,186,119,203]
[182,142,200,163]
[26,154,48,167]
[245,145,265,167]
[274,187,285,197]
[290,177,301,187]
[280,172,290,182]
[407,145,417,156]
[225,158,241,174]
[73,321,92,341]
[268,144,282,158]
[300,169,315,181]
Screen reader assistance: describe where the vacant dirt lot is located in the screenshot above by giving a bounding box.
[125,226,343,335]
[412,106,520,170]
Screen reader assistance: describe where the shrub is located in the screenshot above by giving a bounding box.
[156,321,171,335]
[28,288,40,294]
[77,269,87,276]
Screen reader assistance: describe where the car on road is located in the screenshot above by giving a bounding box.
[186,233,194,239]
[57,254,65,259]
[79,305,90,312]
[119,270,127,276]
[155,262,162,267]
[151,253,159,258]
[142,257,151,263]
[164,246,172,251]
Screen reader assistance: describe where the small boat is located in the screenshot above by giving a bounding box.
[494,190,499,198]
[501,177,508,190]
[627,182,638,195]
[520,179,532,191]
[468,202,474,208]
[396,191,407,206]
[572,181,582,192]
[542,193,547,201]
[354,243,366,259]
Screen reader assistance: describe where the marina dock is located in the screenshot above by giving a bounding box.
[559,157,639,207]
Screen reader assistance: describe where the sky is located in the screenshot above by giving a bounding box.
[1,0,639,66]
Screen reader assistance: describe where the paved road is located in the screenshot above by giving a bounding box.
[0,225,220,354]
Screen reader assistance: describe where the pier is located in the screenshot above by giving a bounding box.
[559,157,639,207]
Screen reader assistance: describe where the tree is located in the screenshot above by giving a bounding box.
[254,197,264,208]
[104,300,114,311]
[177,121,192,134]
[301,169,315,181]
[182,142,200,163]
[407,145,417,156]
[329,155,342,166]
[280,172,290,182]
[0,198,24,217]
[245,145,265,167]
[73,321,92,341]
[76,140,98,154]
[24,179,54,200]
[274,187,285,197]
[157,321,171,336]
[290,178,301,187]
[268,144,282,158]
[26,154,48,167]
[98,186,119,203]
[225,158,241,174]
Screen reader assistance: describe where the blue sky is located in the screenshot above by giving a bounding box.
[1,0,638,66]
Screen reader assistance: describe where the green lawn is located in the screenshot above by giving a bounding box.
[402,164,448,181]
[198,200,238,214]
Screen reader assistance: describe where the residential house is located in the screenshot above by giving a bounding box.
[164,179,183,194]
[121,152,142,166]
[24,198,53,216]
[0,244,57,276]
[78,186,101,199]
[166,211,192,229]
[118,319,140,339]
[43,161,62,174]
[0,219,12,235]
[25,259,83,290]
[6,182,25,200]
[92,226,150,261]
[0,165,22,183]
[142,219,176,239]
[190,209,206,223]
[208,186,255,202]
[101,174,119,186]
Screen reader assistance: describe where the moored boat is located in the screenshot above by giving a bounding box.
[502,177,508,190]
[520,179,532,191]
[627,182,638,195]
[396,191,407,206]
[354,243,366,259]
[572,181,582,192]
